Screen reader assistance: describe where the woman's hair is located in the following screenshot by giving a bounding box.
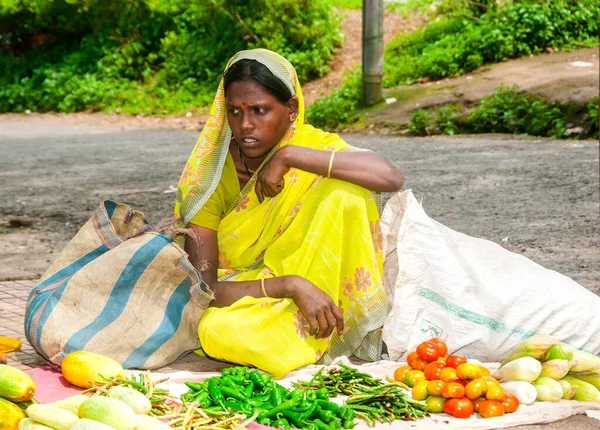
[223,59,292,104]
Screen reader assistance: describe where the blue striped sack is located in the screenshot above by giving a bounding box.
[24,200,214,369]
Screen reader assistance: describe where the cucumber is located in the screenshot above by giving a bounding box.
[136,415,171,430]
[0,364,36,402]
[25,404,78,430]
[109,386,151,414]
[48,394,89,415]
[78,397,138,430]
[17,419,54,430]
[70,419,116,430]
[0,397,26,430]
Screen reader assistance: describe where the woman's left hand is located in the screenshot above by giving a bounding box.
[255,147,290,203]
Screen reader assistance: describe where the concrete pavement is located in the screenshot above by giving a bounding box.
[1,279,46,371]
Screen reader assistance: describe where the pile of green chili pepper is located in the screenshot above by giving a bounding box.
[346,384,428,427]
[291,363,385,397]
[181,366,356,430]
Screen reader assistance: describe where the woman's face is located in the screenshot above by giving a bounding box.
[226,79,298,159]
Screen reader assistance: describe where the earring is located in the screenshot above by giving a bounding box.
[283,123,296,141]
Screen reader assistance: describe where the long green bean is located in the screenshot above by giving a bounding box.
[292,364,384,396]
[345,384,428,426]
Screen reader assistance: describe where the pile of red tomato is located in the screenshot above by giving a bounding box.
[394,338,520,419]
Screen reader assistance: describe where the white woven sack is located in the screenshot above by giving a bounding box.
[380,190,600,361]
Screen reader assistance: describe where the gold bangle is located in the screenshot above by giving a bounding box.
[327,150,335,179]
[261,277,270,298]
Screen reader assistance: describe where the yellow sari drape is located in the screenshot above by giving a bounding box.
[175,49,390,378]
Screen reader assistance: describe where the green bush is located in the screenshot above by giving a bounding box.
[0,0,342,114]
[466,85,565,137]
[435,0,499,17]
[384,0,599,87]
[387,0,443,18]
[327,0,363,9]
[407,103,463,136]
[407,85,591,138]
[306,70,362,129]
[408,109,433,135]
[436,104,463,135]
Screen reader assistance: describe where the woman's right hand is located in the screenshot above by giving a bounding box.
[285,275,344,340]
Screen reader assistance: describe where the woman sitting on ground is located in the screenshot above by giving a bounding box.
[175,49,404,378]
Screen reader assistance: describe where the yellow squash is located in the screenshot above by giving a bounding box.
[0,337,22,365]
[61,351,125,388]
[0,337,22,353]
[0,397,26,430]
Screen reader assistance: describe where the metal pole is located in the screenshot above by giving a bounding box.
[362,0,384,106]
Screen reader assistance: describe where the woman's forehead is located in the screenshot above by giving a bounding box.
[226,80,280,105]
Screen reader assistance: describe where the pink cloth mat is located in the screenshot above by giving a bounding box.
[23,366,270,429]
[25,366,83,403]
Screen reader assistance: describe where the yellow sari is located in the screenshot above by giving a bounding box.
[175,49,390,378]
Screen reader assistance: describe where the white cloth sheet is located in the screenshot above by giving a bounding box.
[141,356,600,430]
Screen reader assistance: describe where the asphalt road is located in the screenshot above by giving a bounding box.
[0,119,599,428]
[1,121,598,292]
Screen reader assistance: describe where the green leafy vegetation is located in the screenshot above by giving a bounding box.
[388,0,497,17]
[384,0,599,87]
[306,70,362,129]
[465,85,565,137]
[434,104,463,135]
[310,0,598,133]
[0,0,342,114]
[386,0,438,17]
[407,85,598,139]
[407,104,464,136]
[407,109,433,136]
[328,0,363,9]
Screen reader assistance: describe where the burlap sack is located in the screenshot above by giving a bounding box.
[25,200,213,369]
